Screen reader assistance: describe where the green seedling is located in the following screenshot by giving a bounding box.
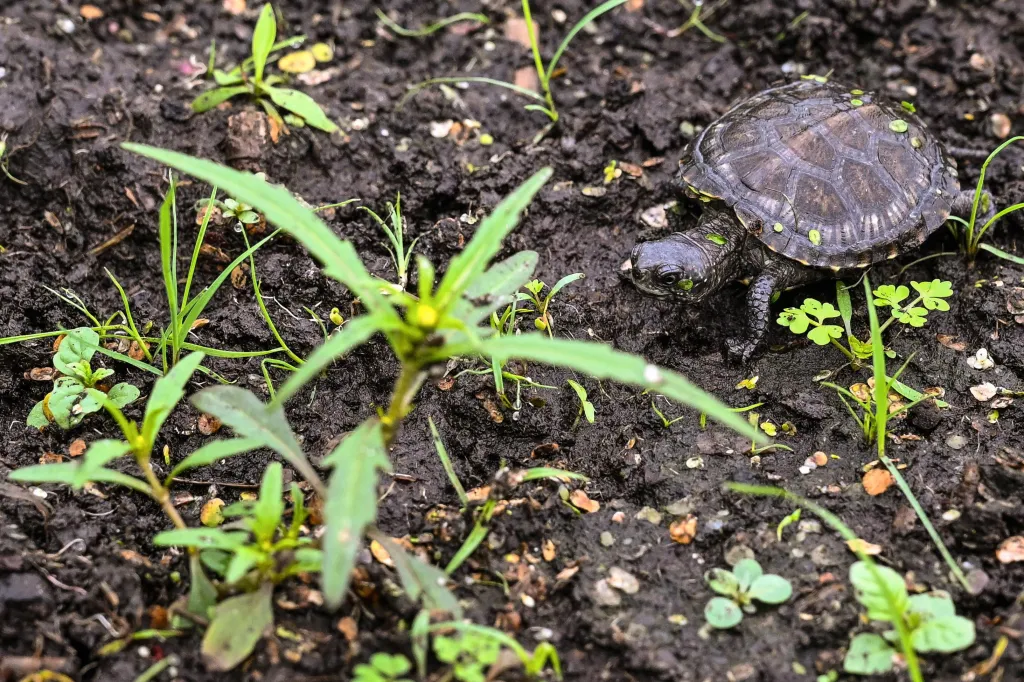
[429,417,469,508]
[434,631,501,682]
[123,141,766,623]
[567,379,595,426]
[946,136,1024,265]
[0,133,27,185]
[844,562,975,675]
[153,463,321,670]
[353,652,413,682]
[670,0,727,42]
[778,279,952,365]
[746,411,793,454]
[704,558,792,629]
[375,8,488,37]
[206,196,263,229]
[477,300,557,408]
[193,4,337,133]
[403,0,630,136]
[362,194,420,291]
[417,619,561,681]
[521,273,584,337]
[27,328,141,430]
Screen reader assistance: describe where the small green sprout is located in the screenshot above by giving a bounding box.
[192,4,337,133]
[434,631,501,682]
[521,273,584,337]
[603,160,619,184]
[704,558,792,629]
[777,299,844,346]
[567,379,595,426]
[872,280,952,327]
[844,561,975,675]
[374,9,488,38]
[362,194,420,290]
[671,0,727,43]
[776,508,801,541]
[0,134,28,185]
[217,197,262,228]
[353,652,413,682]
[27,328,141,430]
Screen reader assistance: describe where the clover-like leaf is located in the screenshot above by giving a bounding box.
[800,298,841,323]
[705,567,741,597]
[912,279,953,311]
[372,652,412,677]
[748,574,793,605]
[732,559,763,592]
[911,615,976,653]
[872,284,910,309]
[895,307,928,327]
[843,633,895,675]
[704,596,743,629]
[807,324,844,345]
[777,308,810,334]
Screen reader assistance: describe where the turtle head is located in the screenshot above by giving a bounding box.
[626,233,718,302]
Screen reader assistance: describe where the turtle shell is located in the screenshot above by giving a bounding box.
[679,79,960,269]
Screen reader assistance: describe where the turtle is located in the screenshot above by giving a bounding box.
[626,78,991,362]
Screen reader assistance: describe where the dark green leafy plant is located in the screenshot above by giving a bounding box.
[704,558,792,629]
[946,136,1024,265]
[353,652,413,682]
[403,0,629,135]
[434,631,501,682]
[193,4,338,133]
[521,273,584,336]
[121,142,762,633]
[26,328,140,430]
[844,562,975,675]
[362,194,420,291]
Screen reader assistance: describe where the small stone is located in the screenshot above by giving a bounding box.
[970,382,998,402]
[611,511,625,523]
[430,120,454,138]
[724,545,755,566]
[640,204,669,229]
[945,434,968,450]
[57,17,76,34]
[942,509,961,522]
[600,531,615,547]
[607,567,640,594]
[593,579,621,606]
[679,121,697,138]
[551,9,567,22]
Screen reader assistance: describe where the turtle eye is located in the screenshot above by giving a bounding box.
[656,269,681,287]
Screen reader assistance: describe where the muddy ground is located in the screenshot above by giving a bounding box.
[1,0,1024,680]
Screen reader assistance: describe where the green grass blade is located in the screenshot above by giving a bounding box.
[401,77,547,107]
[978,242,1024,265]
[321,419,390,609]
[435,169,552,309]
[263,86,338,133]
[251,4,276,83]
[192,86,250,113]
[141,351,206,447]
[452,251,539,326]
[545,0,629,81]
[122,144,400,330]
[375,9,488,37]
[271,315,381,407]
[429,417,468,507]
[472,334,762,442]
[184,187,218,309]
[159,179,181,359]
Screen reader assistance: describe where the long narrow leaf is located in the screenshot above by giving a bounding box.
[271,315,381,407]
[190,386,325,497]
[192,86,250,113]
[251,4,276,84]
[436,169,552,309]
[167,437,263,481]
[452,250,539,325]
[546,0,630,80]
[322,420,390,609]
[122,144,399,328]
[472,335,762,441]
[142,351,206,447]
[371,531,461,616]
[159,180,181,357]
[979,242,1024,266]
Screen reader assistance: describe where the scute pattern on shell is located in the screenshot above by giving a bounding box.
[679,80,960,268]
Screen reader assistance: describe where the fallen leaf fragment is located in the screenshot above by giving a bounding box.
[996,536,1024,563]
[278,50,316,74]
[936,334,967,351]
[970,382,998,402]
[80,4,104,19]
[846,538,882,556]
[863,468,894,496]
[542,539,556,562]
[569,489,600,513]
[669,514,698,544]
[69,439,87,457]
[201,498,225,527]
[198,414,222,436]
[337,616,358,640]
[369,539,394,566]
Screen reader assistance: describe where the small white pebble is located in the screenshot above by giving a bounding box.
[31,488,48,499]
[137,646,151,658]
[153,83,163,93]
[643,364,662,384]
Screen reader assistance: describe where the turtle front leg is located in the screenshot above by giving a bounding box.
[725,271,778,364]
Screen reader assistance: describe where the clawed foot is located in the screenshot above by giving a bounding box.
[725,337,758,365]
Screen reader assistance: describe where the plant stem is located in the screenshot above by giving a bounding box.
[381,362,428,447]
[138,453,190,534]
[828,338,856,361]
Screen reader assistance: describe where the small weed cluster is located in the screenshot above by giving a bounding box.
[704,558,792,629]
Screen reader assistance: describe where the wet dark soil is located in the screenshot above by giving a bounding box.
[2,0,1024,680]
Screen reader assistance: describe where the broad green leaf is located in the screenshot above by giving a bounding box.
[264,86,338,132]
[777,308,809,334]
[322,420,390,609]
[202,583,273,671]
[191,85,250,113]
[224,546,264,584]
[451,250,539,326]
[153,527,249,550]
[252,462,284,542]
[168,437,262,480]
[183,554,218,625]
[26,400,49,429]
[843,633,894,674]
[122,144,399,328]
[190,386,324,497]
[375,533,461,617]
[251,4,276,83]
[732,559,763,592]
[8,462,80,486]
[107,383,141,409]
[75,439,133,487]
[849,561,908,623]
[704,596,742,629]
[567,379,594,424]
[271,314,381,406]
[142,351,206,446]
[910,615,975,653]
[748,574,792,604]
[371,652,412,677]
[912,279,953,311]
[872,284,910,309]
[54,328,99,373]
[705,568,740,597]
[801,299,840,323]
[435,168,552,309]
[467,335,762,441]
[907,592,956,620]
[807,324,844,345]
